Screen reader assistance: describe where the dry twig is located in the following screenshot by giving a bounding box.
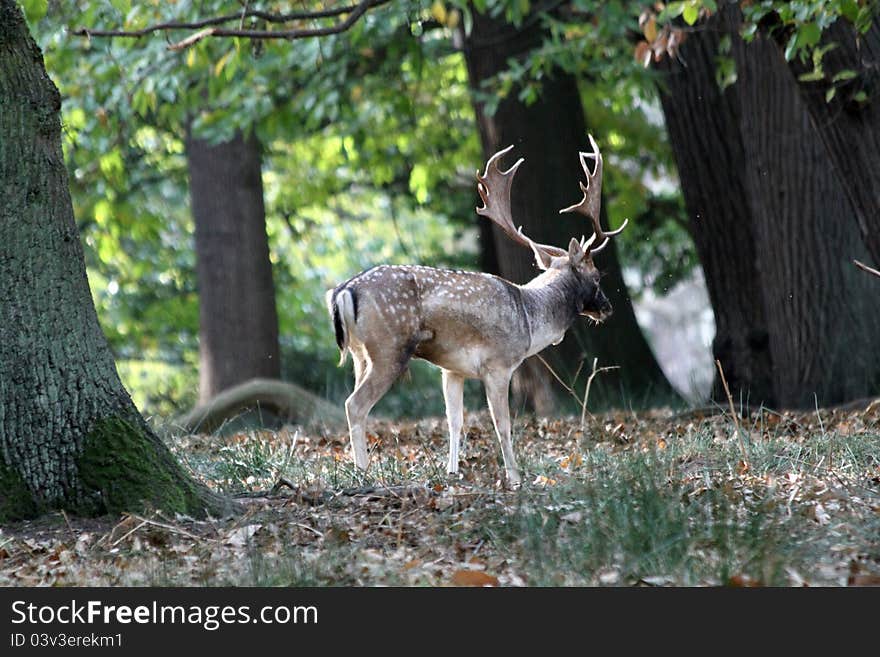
[715,359,749,468]
[854,259,880,278]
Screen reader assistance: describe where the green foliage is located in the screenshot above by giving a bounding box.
[648,1,879,103]
[34,2,483,416]
[35,1,695,416]
[19,0,46,23]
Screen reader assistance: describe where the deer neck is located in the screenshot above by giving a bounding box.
[520,268,582,357]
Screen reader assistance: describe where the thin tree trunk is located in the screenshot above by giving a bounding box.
[0,0,232,520]
[733,27,880,407]
[781,18,880,266]
[657,6,776,406]
[184,130,281,404]
[463,10,676,411]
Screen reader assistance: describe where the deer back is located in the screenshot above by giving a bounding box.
[333,264,531,376]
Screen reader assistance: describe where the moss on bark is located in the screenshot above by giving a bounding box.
[76,417,235,518]
[0,460,40,521]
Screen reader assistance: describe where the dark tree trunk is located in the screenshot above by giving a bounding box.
[0,0,232,520]
[782,18,880,266]
[658,3,880,408]
[733,28,880,407]
[184,131,281,404]
[657,7,775,405]
[462,10,676,411]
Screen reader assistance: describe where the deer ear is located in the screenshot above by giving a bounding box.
[568,237,585,266]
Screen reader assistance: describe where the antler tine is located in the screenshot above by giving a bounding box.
[476,145,527,244]
[476,145,565,267]
[559,134,628,253]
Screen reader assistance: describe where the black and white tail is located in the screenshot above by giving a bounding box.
[326,287,357,366]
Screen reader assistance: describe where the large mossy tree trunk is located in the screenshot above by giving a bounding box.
[462,9,677,411]
[185,130,281,404]
[0,0,232,521]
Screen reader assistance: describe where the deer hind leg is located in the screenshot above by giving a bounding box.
[442,370,465,475]
[483,370,521,488]
[352,350,368,388]
[344,345,412,472]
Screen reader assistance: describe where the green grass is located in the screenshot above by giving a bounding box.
[173,408,878,587]
[3,408,877,586]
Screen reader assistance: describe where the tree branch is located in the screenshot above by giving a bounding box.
[71,0,392,50]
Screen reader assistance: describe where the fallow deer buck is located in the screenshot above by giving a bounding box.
[326,135,627,487]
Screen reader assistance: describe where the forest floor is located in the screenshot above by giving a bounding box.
[2,403,879,586]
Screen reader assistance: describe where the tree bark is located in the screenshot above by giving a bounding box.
[462,10,677,411]
[0,0,232,520]
[657,7,775,405]
[658,3,880,408]
[733,28,880,407]
[184,130,281,404]
[781,18,880,266]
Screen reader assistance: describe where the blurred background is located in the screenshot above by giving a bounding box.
[28,0,880,422]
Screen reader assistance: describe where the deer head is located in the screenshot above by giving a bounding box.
[476,134,628,321]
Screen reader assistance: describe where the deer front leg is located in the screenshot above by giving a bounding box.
[483,370,521,488]
[442,370,465,475]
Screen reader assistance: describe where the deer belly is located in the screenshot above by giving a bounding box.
[413,343,485,378]
[413,330,525,378]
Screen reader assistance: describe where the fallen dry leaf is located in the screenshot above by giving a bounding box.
[224,524,261,547]
[560,511,584,524]
[727,574,761,587]
[451,569,499,587]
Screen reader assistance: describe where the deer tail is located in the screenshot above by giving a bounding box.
[327,287,357,366]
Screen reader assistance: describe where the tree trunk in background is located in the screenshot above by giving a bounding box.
[733,29,880,407]
[0,0,231,520]
[657,7,775,406]
[463,10,676,411]
[185,131,281,404]
[782,19,880,266]
[659,3,880,408]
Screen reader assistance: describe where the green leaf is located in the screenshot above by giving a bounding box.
[784,33,798,61]
[840,0,859,22]
[21,0,48,23]
[682,2,699,26]
[797,70,825,82]
[109,0,131,15]
[832,69,857,83]
[658,2,685,21]
[715,55,737,91]
[797,22,822,49]
[740,22,758,43]
[825,87,836,103]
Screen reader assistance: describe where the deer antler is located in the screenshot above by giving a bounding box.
[559,134,628,254]
[476,145,566,269]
